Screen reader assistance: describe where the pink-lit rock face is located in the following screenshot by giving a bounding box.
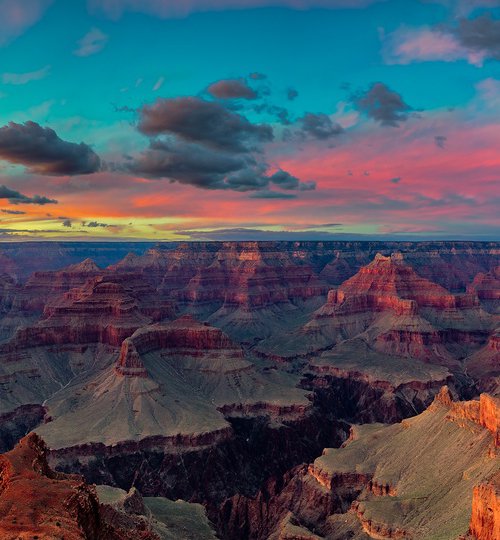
[4,273,176,350]
[468,266,500,314]
[260,252,495,364]
[338,253,453,309]
[0,433,161,540]
[115,315,243,377]
[469,473,500,540]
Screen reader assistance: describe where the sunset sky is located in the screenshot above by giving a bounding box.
[0,0,499,241]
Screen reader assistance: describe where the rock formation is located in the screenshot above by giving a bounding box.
[0,432,221,539]
[469,472,500,540]
[0,432,159,539]
[469,266,500,314]
[219,388,500,540]
[34,315,312,451]
[260,253,494,366]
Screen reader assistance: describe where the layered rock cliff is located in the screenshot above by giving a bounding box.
[469,472,500,540]
[259,253,494,366]
[218,388,500,540]
[0,432,160,539]
[0,433,222,539]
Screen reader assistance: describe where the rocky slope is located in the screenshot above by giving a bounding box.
[259,253,494,368]
[218,388,500,540]
[0,432,220,539]
[35,315,311,448]
[0,273,176,433]
[33,316,347,508]
[0,432,158,539]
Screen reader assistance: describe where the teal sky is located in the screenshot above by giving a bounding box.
[0,0,499,240]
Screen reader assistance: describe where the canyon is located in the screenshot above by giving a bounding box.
[0,241,498,539]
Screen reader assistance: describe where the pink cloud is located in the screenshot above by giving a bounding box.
[382,26,486,66]
[7,79,500,239]
[0,0,53,46]
[15,105,500,238]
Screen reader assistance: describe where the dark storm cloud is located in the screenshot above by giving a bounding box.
[454,13,500,60]
[287,88,299,101]
[1,209,26,214]
[352,83,412,126]
[0,121,101,175]
[133,94,315,194]
[138,97,273,153]
[254,103,291,125]
[131,140,314,193]
[298,113,343,139]
[0,185,57,205]
[269,106,291,125]
[249,191,298,199]
[130,139,251,189]
[207,78,258,100]
[435,135,447,148]
[269,170,316,191]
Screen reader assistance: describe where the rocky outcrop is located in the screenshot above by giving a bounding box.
[219,390,499,540]
[260,253,494,365]
[13,257,103,313]
[469,472,500,540]
[0,433,160,539]
[115,339,149,377]
[442,388,500,446]
[468,267,500,313]
[122,314,242,353]
[2,274,175,350]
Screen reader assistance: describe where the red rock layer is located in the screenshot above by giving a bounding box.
[160,242,327,311]
[468,267,500,314]
[469,472,500,540]
[337,253,456,309]
[117,314,244,364]
[292,252,494,362]
[438,388,500,447]
[2,274,175,351]
[0,433,158,540]
[14,258,103,312]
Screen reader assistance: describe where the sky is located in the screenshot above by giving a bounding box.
[0,0,499,241]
